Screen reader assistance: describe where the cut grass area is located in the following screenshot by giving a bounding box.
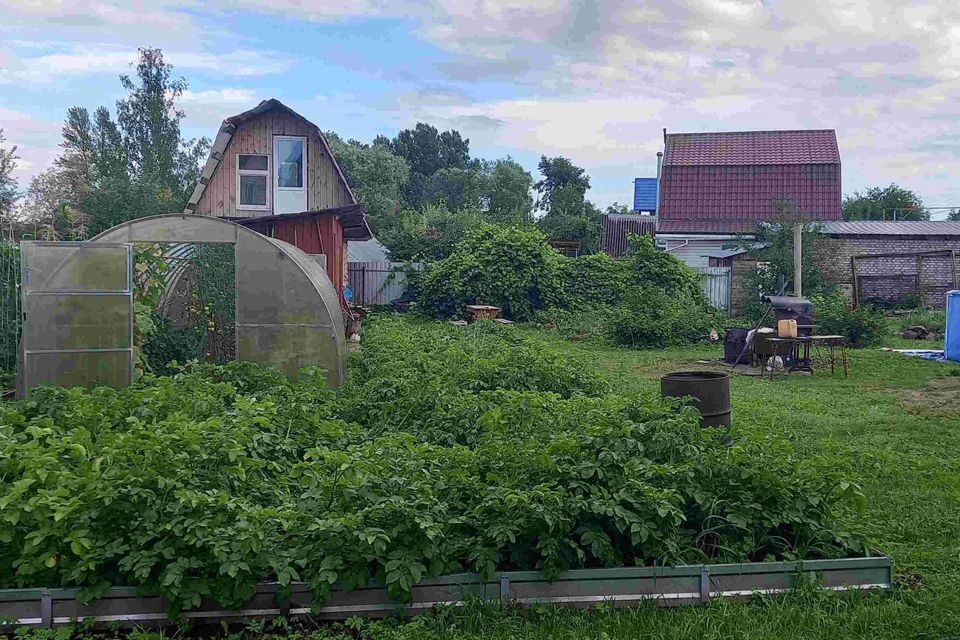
[335,327,960,639]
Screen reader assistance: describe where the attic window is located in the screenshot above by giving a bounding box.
[237,154,269,210]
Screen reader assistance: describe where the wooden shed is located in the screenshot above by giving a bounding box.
[184,99,372,294]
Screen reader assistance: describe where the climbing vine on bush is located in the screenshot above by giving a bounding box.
[419,224,564,320]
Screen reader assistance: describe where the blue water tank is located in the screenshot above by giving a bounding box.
[946,290,960,362]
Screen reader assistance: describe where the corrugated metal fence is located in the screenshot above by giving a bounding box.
[347,261,422,305]
[696,266,731,311]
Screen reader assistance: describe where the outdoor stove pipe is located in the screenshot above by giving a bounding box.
[656,151,663,212]
[793,222,803,297]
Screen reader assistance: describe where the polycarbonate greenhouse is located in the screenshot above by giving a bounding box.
[17,214,345,395]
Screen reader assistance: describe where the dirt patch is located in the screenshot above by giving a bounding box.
[631,359,732,380]
[899,377,960,419]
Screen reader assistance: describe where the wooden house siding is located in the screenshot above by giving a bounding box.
[195,112,353,218]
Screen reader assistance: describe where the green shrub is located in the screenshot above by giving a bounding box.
[419,223,564,320]
[629,235,706,302]
[560,253,631,309]
[604,287,719,348]
[812,293,886,347]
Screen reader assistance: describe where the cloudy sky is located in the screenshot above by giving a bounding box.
[1,0,959,215]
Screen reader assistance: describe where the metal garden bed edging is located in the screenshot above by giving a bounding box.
[0,556,892,628]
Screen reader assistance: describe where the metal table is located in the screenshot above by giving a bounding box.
[762,335,848,377]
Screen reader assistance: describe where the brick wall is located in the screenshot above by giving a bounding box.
[827,235,960,307]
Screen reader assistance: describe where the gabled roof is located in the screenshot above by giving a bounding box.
[820,221,960,236]
[664,130,840,166]
[633,178,658,211]
[184,98,357,213]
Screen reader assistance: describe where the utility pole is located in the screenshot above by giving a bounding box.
[793,222,802,297]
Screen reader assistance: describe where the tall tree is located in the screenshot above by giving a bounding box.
[325,132,410,229]
[842,184,927,221]
[533,156,602,253]
[0,129,18,221]
[947,209,960,221]
[534,155,590,214]
[386,123,471,208]
[481,158,533,224]
[426,167,484,211]
[43,48,209,235]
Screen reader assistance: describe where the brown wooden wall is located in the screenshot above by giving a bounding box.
[195,111,354,218]
[241,214,348,292]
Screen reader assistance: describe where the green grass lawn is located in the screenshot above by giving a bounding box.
[329,328,960,640]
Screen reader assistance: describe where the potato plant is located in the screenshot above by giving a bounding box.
[0,318,867,613]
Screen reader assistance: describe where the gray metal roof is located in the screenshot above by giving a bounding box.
[820,221,960,236]
[347,238,389,262]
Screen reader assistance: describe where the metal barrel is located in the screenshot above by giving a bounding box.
[660,371,731,427]
[722,328,749,364]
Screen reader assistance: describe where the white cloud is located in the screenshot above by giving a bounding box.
[0,45,296,84]
[3,0,960,208]
[178,87,261,129]
[0,108,62,186]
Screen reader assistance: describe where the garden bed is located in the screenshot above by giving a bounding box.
[0,556,892,628]
[0,317,875,628]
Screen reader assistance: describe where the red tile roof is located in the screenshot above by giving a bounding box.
[664,130,840,166]
[657,129,842,235]
[656,219,762,234]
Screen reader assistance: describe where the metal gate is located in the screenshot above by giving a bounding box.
[347,261,422,305]
[696,266,731,311]
[19,241,133,395]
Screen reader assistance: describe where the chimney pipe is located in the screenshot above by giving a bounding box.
[655,152,664,214]
[663,127,667,144]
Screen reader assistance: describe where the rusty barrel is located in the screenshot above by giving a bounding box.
[660,371,731,427]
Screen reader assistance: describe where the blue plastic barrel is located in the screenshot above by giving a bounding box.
[946,290,960,362]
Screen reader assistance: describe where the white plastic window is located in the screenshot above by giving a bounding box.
[237,154,269,210]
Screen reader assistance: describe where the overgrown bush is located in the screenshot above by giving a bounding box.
[0,242,19,383]
[598,237,719,348]
[812,292,886,347]
[560,253,631,309]
[0,318,867,612]
[419,223,564,320]
[629,234,706,301]
[604,287,719,348]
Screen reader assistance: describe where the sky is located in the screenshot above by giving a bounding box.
[1,0,959,217]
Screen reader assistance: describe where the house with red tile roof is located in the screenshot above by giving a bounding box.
[655,129,842,267]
